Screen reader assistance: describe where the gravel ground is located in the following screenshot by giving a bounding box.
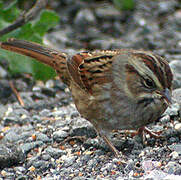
[0,0,181,179]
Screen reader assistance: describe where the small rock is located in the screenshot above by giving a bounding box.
[0,144,25,168]
[95,5,121,19]
[168,144,181,155]
[142,160,155,172]
[74,9,96,31]
[164,103,180,116]
[41,87,56,97]
[144,169,169,179]
[32,160,49,171]
[169,151,179,159]
[35,133,51,143]
[42,154,51,161]
[172,89,181,110]
[0,80,12,102]
[101,163,114,172]
[20,141,44,153]
[169,60,181,89]
[175,123,181,131]
[0,66,7,78]
[44,147,66,159]
[3,130,31,143]
[160,115,170,123]
[164,162,181,175]
[61,155,77,167]
[14,166,26,173]
[45,80,54,88]
[53,130,68,142]
[158,1,176,14]
[70,118,96,138]
[90,38,113,49]
[39,109,51,117]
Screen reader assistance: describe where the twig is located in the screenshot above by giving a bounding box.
[0,0,48,37]
[9,81,25,107]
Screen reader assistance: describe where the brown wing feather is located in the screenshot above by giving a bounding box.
[68,50,122,94]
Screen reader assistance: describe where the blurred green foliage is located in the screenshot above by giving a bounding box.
[0,0,60,80]
[113,0,135,11]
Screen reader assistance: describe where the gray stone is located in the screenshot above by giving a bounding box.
[44,147,66,159]
[53,130,68,142]
[36,132,51,143]
[0,66,7,78]
[169,60,181,89]
[172,89,181,110]
[164,161,181,175]
[20,141,44,153]
[95,5,121,19]
[168,144,181,155]
[164,103,180,116]
[0,144,25,168]
[61,155,77,167]
[74,9,96,31]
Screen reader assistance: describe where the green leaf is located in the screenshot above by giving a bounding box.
[113,0,135,11]
[0,0,20,22]
[33,10,60,36]
[0,18,10,30]
[32,61,56,81]
[0,49,56,81]
[0,3,60,81]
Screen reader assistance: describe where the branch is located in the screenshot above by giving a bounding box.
[0,0,49,37]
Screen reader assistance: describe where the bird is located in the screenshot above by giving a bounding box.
[0,38,173,157]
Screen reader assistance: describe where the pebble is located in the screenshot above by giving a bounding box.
[169,60,181,89]
[20,141,44,153]
[45,80,55,88]
[74,9,96,28]
[169,151,179,159]
[175,123,181,131]
[42,154,51,161]
[168,144,181,155]
[61,155,77,167]
[160,115,170,123]
[172,88,181,109]
[95,5,121,19]
[0,144,25,168]
[53,129,68,142]
[39,109,51,117]
[164,162,181,175]
[35,132,51,142]
[142,160,156,172]
[44,147,66,159]
[0,66,7,78]
[0,80,12,103]
[70,118,96,138]
[41,87,56,97]
[144,169,180,180]
[158,1,176,14]
[3,130,32,142]
[164,103,180,116]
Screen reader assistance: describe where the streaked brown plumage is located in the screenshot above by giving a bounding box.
[0,38,173,156]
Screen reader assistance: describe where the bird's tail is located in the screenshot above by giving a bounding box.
[0,38,70,84]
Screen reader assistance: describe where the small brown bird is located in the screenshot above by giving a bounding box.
[0,38,173,156]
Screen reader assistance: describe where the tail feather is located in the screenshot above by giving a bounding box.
[0,38,70,85]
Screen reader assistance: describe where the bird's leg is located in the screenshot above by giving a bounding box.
[94,127,122,157]
[101,134,120,157]
[118,127,163,139]
[137,126,163,139]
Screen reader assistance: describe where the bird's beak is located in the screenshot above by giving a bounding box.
[162,88,172,106]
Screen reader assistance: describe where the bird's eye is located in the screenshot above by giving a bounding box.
[143,78,155,89]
